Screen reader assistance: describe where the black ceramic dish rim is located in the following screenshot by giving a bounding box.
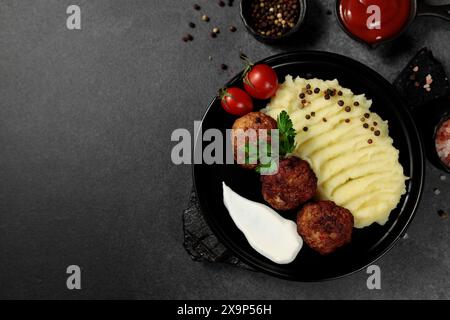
[192,50,425,282]
[239,0,307,43]
[334,0,418,47]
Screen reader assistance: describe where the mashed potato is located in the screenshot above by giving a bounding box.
[262,76,407,228]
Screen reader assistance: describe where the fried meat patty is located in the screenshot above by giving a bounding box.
[297,201,353,255]
[261,156,317,210]
[231,112,277,169]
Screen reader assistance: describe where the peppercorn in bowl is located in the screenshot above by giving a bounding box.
[240,0,307,43]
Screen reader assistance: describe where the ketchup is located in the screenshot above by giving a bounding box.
[339,0,411,45]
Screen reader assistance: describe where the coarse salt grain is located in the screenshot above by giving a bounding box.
[437,142,450,160]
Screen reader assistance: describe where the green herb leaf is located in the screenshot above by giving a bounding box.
[255,159,278,174]
[277,111,297,156]
[240,139,272,165]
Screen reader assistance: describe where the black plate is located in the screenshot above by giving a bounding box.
[193,51,424,281]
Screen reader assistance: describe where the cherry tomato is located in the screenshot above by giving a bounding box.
[243,64,279,100]
[220,87,253,116]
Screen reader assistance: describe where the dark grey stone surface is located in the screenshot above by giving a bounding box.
[0,0,448,299]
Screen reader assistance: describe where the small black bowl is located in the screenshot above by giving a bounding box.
[415,96,450,173]
[334,0,416,48]
[240,0,307,44]
[335,0,450,48]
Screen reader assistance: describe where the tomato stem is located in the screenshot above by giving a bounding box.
[239,53,253,67]
[240,54,256,89]
[218,87,234,101]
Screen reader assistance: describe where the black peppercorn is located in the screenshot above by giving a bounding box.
[438,210,448,218]
[314,88,320,94]
[249,0,301,38]
[338,100,344,106]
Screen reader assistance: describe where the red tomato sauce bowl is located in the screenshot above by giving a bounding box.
[338,0,412,45]
[336,0,450,46]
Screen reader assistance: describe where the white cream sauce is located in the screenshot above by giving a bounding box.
[222,182,303,264]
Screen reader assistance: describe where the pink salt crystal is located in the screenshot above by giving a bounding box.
[435,118,450,168]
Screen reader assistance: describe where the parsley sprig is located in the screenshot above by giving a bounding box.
[277,110,297,156]
[255,111,297,173]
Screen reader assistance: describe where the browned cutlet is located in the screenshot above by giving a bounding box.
[297,200,353,255]
[261,156,317,210]
[231,112,277,169]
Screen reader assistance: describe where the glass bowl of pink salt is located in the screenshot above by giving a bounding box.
[435,115,450,172]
